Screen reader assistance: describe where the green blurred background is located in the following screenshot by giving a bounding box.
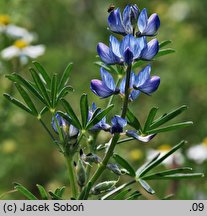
[0,0,206,199]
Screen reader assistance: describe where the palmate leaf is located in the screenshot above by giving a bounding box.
[33,61,51,86]
[138,140,185,178]
[14,183,37,200]
[15,83,38,116]
[113,154,135,177]
[36,184,49,200]
[58,62,73,91]
[80,94,89,128]
[86,104,114,129]
[6,73,45,104]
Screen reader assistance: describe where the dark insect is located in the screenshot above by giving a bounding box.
[107,4,115,13]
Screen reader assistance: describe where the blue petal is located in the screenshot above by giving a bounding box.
[90,79,115,98]
[97,42,115,64]
[111,115,127,133]
[138,8,148,33]
[141,39,159,60]
[100,67,116,91]
[109,35,122,58]
[126,130,156,142]
[108,8,125,34]
[52,113,67,133]
[134,65,151,88]
[124,48,134,65]
[122,5,133,34]
[144,13,160,36]
[139,76,160,94]
[130,90,140,101]
[69,125,79,137]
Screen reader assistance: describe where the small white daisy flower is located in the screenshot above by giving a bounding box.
[1,39,45,64]
[187,138,207,164]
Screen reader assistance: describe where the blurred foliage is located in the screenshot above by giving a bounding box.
[0,0,207,199]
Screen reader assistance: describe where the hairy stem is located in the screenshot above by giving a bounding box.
[66,157,79,199]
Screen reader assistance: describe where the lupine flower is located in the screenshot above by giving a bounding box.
[137,8,160,37]
[120,65,160,101]
[0,15,35,40]
[88,103,111,131]
[133,65,160,95]
[90,67,119,98]
[108,4,139,35]
[111,115,127,133]
[97,34,159,65]
[187,138,207,164]
[126,130,156,142]
[52,113,79,138]
[119,72,140,101]
[1,39,45,64]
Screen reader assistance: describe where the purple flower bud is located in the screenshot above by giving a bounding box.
[111,115,127,133]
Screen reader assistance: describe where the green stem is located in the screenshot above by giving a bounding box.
[39,119,55,141]
[66,157,79,199]
[121,64,131,118]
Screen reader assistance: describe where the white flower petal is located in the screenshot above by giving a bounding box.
[23,45,45,58]
[1,46,20,59]
[6,25,28,38]
[187,144,207,164]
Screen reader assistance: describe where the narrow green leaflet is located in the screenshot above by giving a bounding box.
[36,184,48,200]
[61,99,82,129]
[86,104,114,129]
[58,62,73,91]
[3,93,33,114]
[112,188,131,200]
[50,74,58,108]
[159,40,172,48]
[49,191,62,200]
[57,86,73,101]
[138,140,185,178]
[14,183,38,200]
[150,105,188,129]
[30,68,51,107]
[40,107,49,116]
[33,61,51,86]
[6,73,45,104]
[101,180,135,200]
[126,191,141,200]
[136,153,160,176]
[156,48,175,58]
[55,186,66,198]
[80,94,89,128]
[138,179,155,195]
[143,107,158,133]
[146,121,193,134]
[132,60,146,70]
[94,61,118,74]
[144,173,204,180]
[126,108,141,131]
[142,167,193,180]
[113,154,136,177]
[15,84,38,116]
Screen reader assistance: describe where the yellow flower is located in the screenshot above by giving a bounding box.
[14,39,28,49]
[1,139,16,154]
[129,149,143,161]
[0,15,10,25]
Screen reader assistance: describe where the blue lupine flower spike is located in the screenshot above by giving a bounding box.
[133,65,160,95]
[90,67,120,98]
[126,130,156,143]
[111,115,127,134]
[137,8,160,37]
[88,103,111,131]
[52,113,69,134]
[108,5,139,35]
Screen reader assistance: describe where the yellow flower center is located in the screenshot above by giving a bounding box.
[158,144,171,152]
[14,40,28,48]
[0,15,10,25]
[129,149,143,161]
[202,137,207,146]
